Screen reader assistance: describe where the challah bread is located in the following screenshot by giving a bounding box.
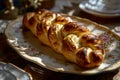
[23,9,104,68]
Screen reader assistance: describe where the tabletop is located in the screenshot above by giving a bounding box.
[0,0,120,80]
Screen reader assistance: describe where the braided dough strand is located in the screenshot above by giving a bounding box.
[23,9,104,68]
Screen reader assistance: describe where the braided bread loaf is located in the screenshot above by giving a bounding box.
[23,9,104,68]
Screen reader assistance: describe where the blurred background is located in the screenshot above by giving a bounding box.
[0,0,55,19]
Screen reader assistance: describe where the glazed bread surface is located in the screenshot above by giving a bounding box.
[23,9,104,68]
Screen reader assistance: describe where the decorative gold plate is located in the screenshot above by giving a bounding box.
[5,16,120,75]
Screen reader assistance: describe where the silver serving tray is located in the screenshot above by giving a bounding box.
[5,16,120,75]
[0,61,32,80]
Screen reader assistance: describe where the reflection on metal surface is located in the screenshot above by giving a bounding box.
[79,0,120,18]
[0,61,32,80]
[0,0,18,20]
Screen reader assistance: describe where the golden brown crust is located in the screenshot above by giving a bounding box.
[23,9,104,68]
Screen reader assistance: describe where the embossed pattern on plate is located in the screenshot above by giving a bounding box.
[5,16,120,75]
